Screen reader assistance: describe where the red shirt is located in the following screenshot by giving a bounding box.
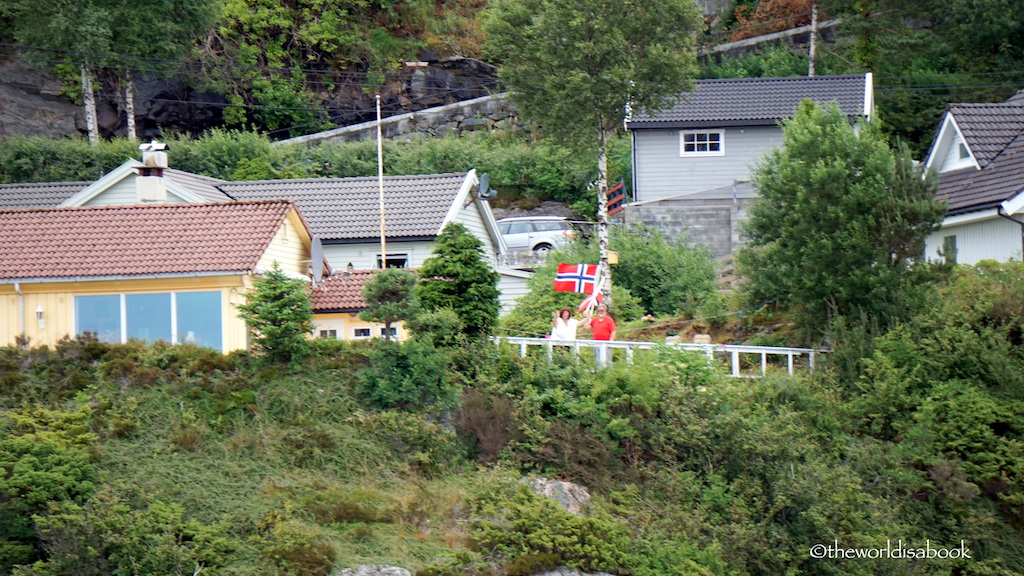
[590,316,616,340]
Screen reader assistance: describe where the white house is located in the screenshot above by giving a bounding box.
[922,92,1024,265]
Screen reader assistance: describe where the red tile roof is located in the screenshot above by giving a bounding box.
[311,270,377,311]
[0,201,297,281]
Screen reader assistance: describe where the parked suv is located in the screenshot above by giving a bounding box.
[497,216,576,251]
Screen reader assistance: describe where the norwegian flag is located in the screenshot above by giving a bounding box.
[554,263,599,293]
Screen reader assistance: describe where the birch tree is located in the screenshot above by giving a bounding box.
[484,0,701,299]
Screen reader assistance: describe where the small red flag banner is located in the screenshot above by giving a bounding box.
[554,263,599,293]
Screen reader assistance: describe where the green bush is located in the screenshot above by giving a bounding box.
[355,339,457,410]
[236,262,315,366]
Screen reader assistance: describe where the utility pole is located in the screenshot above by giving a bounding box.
[808,0,818,77]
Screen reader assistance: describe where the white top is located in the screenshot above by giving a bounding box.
[551,317,579,340]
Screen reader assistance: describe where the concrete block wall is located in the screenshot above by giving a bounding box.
[622,198,753,258]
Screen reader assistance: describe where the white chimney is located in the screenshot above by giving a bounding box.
[137,141,169,203]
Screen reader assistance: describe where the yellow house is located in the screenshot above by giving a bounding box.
[0,200,323,353]
[311,270,409,341]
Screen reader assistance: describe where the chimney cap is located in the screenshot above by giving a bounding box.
[139,140,169,152]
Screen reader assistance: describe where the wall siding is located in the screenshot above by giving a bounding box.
[313,312,408,341]
[82,177,189,206]
[924,217,1023,264]
[633,126,782,202]
[452,202,499,264]
[322,241,437,270]
[497,272,531,315]
[257,211,314,277]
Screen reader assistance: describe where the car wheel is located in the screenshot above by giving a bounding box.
[533,243,552,252]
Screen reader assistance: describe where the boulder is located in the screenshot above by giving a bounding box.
[526,477,592,516]
[331,565,412,576]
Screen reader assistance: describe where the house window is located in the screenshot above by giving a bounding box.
[75,291,223,350]
[380,327,397,338]
[680,130,724,156]
[318,329,338,339]
[376,253,409,268]
[958,143,970,160]
[942,235,958,265]
[353,328,372,338]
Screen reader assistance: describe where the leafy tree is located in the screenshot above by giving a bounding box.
[484,0,702,298]
[416,223,500,339]
[359,268,419,341]
[736,101,946,334]
[236,262,314,365]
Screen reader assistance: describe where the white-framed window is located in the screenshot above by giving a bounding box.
[75,291,222,350]
[679,130,725,156]
[376,253,409,268]
[380,327,397,338]
[318,329,338,339]
[353,328,372,338]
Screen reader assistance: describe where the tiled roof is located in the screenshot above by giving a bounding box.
[0,182,89,209]
[311,270,377,311]
[222,173,468,241]
[165,169,233,202]
[0,201,295,281]
[936,131,1024,215]
[948,103,1024,167]
[627,74,869,129]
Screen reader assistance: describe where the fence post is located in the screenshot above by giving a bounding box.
[546,340,552,361]
[787,353,794,375]
[731,350,740,377]
[520,341,527,357]
[761,351,767,375]
[626,345,634,364]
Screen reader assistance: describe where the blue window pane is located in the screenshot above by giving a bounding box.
[126,293,172,343]
[176,291,222,351]
[76,295,121,343]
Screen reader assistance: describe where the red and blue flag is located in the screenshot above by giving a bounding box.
[554,263,599,293]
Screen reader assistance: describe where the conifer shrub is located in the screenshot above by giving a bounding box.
[237,262,315,367]
[355,339,457,411]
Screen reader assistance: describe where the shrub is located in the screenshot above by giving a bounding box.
[416,223,500,338]
[236,262,315,366]
[355,339,458,410]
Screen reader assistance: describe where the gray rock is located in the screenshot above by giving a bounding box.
[331,565,412,576]
[526,477,592,516]
[533,567,615,576]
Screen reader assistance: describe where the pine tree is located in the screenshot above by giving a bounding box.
[359,268,420,340]
[236,262,314,365]
[416,223,500,338]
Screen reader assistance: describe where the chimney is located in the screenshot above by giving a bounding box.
[137,141,169,203]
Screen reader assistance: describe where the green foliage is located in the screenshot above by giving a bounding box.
[484,0,701,153]
[503,223,717,336]
[356,339,458,411]
[736,101,947,336]
[471,488,630,573]
[255,518,336,576]
[360,268,420,340]
[406,307,466,347]
[416,223,500,339]
[236,262,315,366]
[701,44,824,78]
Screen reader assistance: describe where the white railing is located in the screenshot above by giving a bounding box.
[495,336,824,377]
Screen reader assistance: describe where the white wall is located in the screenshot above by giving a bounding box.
[925,216,1023,264]
[322,241,436,270]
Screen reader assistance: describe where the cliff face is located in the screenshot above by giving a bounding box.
[0,56,499,141]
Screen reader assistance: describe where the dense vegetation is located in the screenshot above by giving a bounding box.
[2,260,1023,575]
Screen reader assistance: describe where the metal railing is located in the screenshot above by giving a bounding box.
[495,336,824,377]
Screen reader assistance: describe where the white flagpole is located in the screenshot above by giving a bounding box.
[377,95,386,268]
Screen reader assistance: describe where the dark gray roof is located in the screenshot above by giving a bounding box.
[165,169,233,202]
[627,74,870,129]
[947,103,1024,167]
[221,173,468,241]
[0,182,89,209]
[936,131,1024,215]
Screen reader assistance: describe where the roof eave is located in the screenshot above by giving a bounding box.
[0,271,251,285]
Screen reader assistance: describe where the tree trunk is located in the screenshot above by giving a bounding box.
[81,65,99,145]
[124,68,137,140]
[596,123,612,303]
[808,1,818,77]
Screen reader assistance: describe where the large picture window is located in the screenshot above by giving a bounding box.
[75,291,223,350]
[679,130,725,156]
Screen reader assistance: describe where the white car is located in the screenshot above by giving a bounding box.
[497,216,576,251]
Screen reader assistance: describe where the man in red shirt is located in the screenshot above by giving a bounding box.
[584,304,616,366]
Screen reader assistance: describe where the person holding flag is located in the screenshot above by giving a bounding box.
[583,303,616,366]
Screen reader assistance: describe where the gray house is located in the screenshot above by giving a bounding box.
[624,74,874,256]
[921,92,1024,265]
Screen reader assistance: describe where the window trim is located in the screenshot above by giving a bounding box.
[679,129,725,157]
[353,327,372,338]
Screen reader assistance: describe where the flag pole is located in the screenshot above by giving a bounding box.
[377,95,386,268]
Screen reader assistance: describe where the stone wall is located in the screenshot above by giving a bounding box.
[621,195,754,258]
[276,94,518,146]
